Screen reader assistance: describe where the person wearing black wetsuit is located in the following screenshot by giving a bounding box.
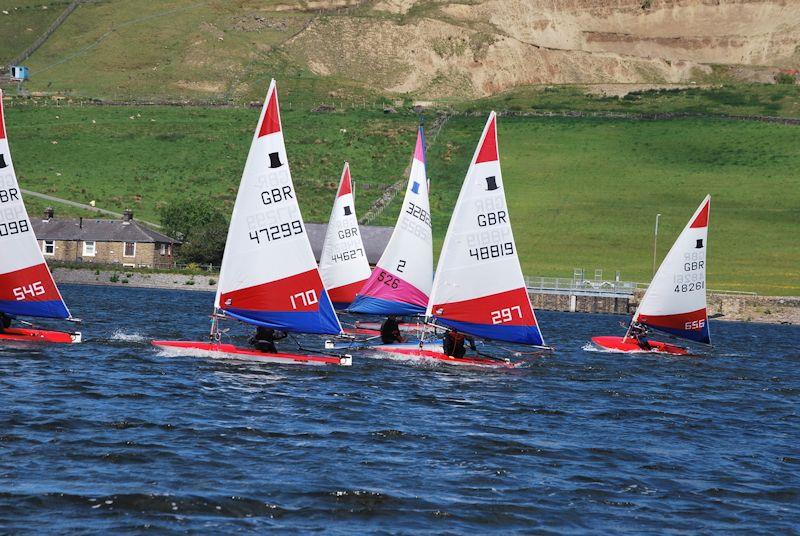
[249,326,287,353]
[442,329,476,358]
[629,323,653,351]
[380,315,405,344]
[0,312,12,333]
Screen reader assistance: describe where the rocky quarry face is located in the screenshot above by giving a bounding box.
[287,0,800,97]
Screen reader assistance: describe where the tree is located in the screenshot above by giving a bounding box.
[160,199,228,265]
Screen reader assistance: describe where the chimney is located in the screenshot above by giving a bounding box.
[122,209,133,224]
[43,206,54,221]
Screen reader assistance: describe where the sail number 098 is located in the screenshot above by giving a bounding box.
[0,219,29,237]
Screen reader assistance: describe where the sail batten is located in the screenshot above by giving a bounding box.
[0,90,71,320]
[214,80,341,335]
[319,163,371,309]
[349,127,433,315]
[632,195,711,344]
[426,112,544,346]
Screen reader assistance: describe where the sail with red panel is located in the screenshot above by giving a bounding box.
[319,162,371,309]
[590,196,711,354]
[0,90,80,343]
[153,80,348,365]
[349,127,433,315]
[213,80,341,335]
[632,196,711,344]
[426,112,545,346]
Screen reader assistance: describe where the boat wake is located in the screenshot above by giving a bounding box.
[110,330,149,343]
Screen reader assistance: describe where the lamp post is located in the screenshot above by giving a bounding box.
[652,213,661,276]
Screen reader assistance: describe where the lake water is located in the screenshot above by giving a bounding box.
[1,284,798,533]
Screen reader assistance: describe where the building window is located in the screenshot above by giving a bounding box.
[160,243,167,255]
[83,241,96,257]
[42,240,55,255]
[124,241,136,257]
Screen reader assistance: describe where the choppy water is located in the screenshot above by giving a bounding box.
[1,284,799,533]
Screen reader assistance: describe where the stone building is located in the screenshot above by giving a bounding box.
[31,208,180,269]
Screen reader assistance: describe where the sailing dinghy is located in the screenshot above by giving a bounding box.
[372,112,548,367]
[348,127,433,318]
[152,80,350,366]
[0,90,81,344]
[319,162,371,309]
[591,195,711,355]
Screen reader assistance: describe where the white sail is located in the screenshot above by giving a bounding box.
[632,195,711,344]
[426,112,544,346]
[0,90,71,319]
[349,126,433,315]
[214,80,341,335]
[319,162,371,308]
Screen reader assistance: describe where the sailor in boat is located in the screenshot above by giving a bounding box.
[0,312,12,333]
[443,328,477,359]
[249,326,287,354]
[380,315,406,344]
[628,323,653,351]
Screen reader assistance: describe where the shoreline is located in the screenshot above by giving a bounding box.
[52,267,798,325]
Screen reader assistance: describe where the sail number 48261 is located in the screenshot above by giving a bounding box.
[13,281,45,301]
[491,305,522,324]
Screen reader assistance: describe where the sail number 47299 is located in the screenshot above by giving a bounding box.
[491,305,522,324]
[13,281,45,301]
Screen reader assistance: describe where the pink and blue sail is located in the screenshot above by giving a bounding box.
[349,126,433,315]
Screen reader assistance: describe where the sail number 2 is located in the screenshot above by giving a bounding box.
[13,281,45,301]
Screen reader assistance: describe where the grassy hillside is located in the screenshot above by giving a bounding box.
[5,102,799,295]
[0,1,64,65]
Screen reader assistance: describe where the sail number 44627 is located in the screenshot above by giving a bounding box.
[13,281,45,301]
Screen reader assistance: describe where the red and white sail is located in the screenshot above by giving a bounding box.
[319,162,371,309]
[349,127,433,315]
[214,80,341,335]
[0,90,71,319]
[632,195,711,344]
[426,112,544,346]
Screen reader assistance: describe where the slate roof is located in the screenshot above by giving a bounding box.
[31,217,180,244]
[31,218,394,264]
[305,222,392,265]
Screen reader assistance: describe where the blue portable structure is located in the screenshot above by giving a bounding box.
[10,66,29,80]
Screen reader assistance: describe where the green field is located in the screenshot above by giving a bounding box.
[4,102,799,295]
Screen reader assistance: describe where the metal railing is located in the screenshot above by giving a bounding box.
[525,276,637,298]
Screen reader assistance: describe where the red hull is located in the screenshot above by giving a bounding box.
[591,336,688,355]
[373,343,520,369]
[151,340,352,366]
[0,327,80,344]
[353,321,443,335]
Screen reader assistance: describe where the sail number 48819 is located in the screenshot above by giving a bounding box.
[469,242,514,261]
[13,281,45,301]
[491,305,522,324]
